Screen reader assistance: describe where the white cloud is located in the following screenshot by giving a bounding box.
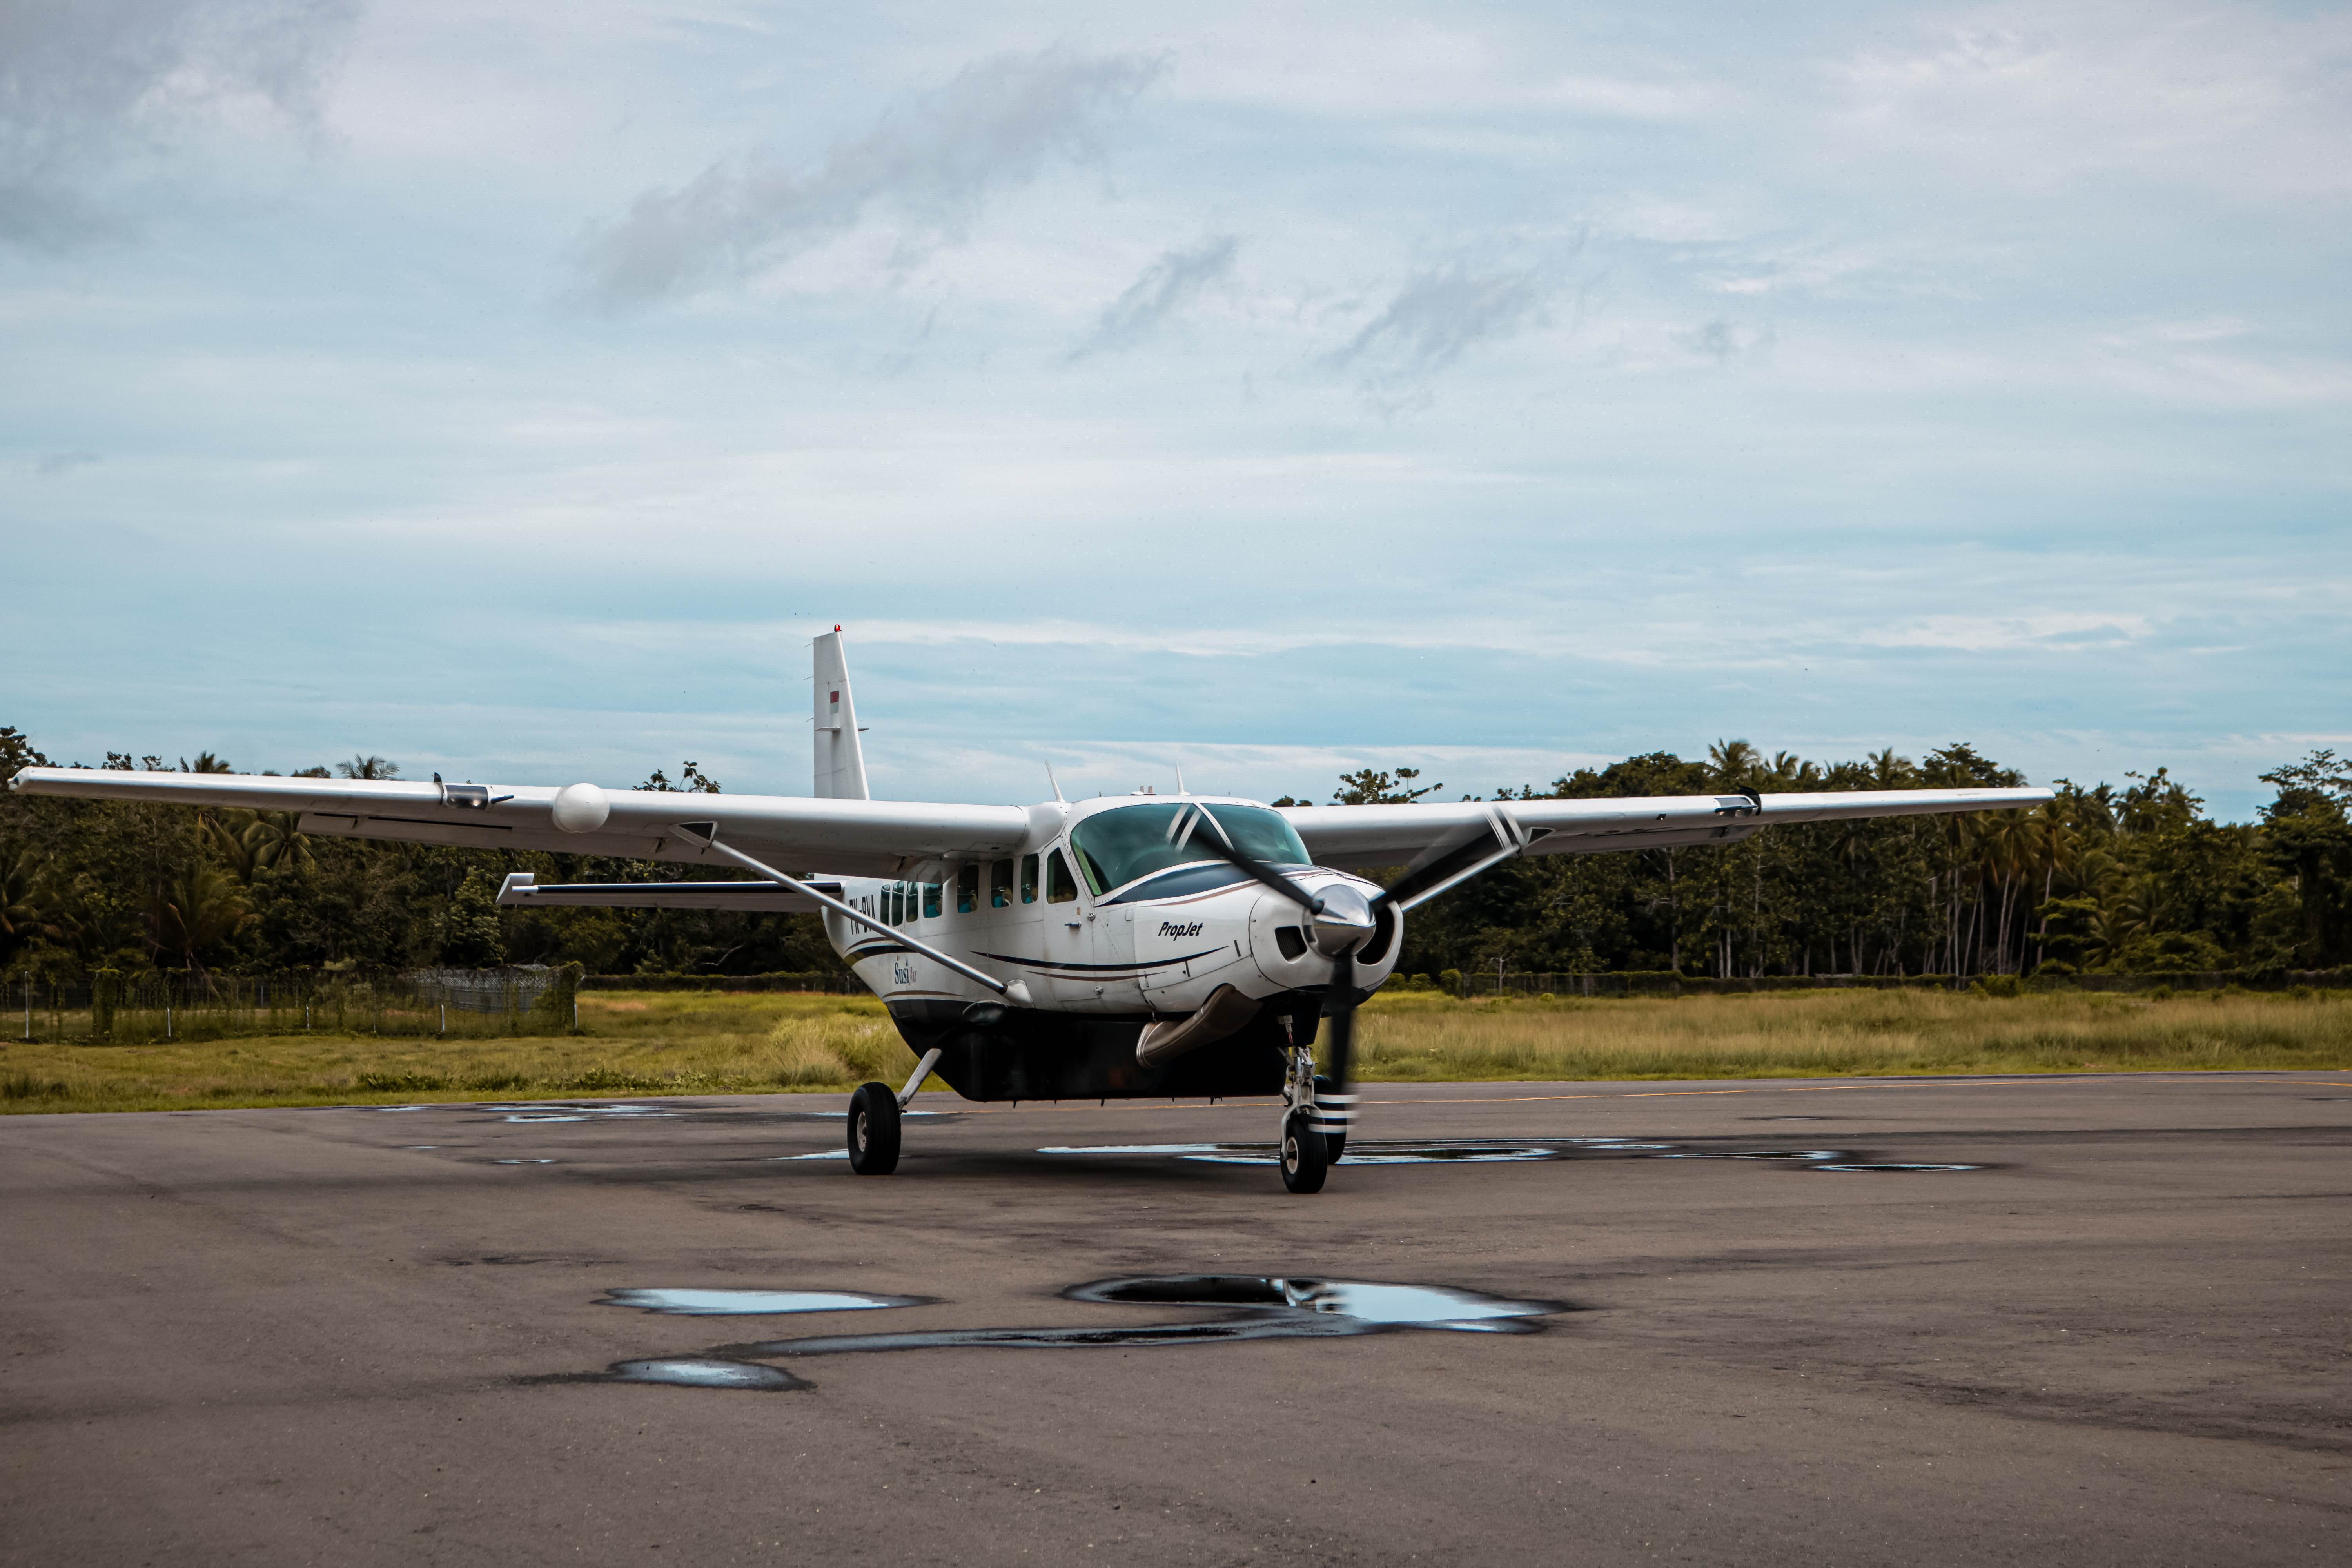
[577,44,1169,305]
[0,0,359,248]
[1861,613,2153,652]
[1324,264,1555,410]
[1067,232,1238,359]
[1828,1,2352,197]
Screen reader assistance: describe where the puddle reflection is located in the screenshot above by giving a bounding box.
[605,1357,809,1390]
[1036,1138,1979,1173]
[716,1274,1568,1357]
[601,1287,925,1316]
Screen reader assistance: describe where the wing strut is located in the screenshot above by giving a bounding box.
[671,825,1016,999]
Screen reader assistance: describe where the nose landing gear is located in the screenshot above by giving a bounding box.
[1279,1045,1339,1193]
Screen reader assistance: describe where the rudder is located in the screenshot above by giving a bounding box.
[813,628,870,800]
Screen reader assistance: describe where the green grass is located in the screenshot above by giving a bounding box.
[2,986,2346,1114]
[1356,986,2352,1080]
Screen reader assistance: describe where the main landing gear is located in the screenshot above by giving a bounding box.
[847,1047,942,1176]
[847,1082,900,1174]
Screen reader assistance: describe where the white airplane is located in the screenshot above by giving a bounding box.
[10,630,2051,1192]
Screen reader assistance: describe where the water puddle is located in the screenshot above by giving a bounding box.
[713,1275,1568,1358]
[492,1158,558,1165]
[1035,1138,1978,1172]
[804,1109,950,1118]
[1185,1144,1560,1167]
[600,1287,926,1316]
[601,1357,809,1391]
[775,1149,850,1161]
[488,1103,677,1123]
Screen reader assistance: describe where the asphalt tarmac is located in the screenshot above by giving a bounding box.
[4,1071,2348,1566]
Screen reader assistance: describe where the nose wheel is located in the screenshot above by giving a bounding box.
[1280,1112,1328,1194]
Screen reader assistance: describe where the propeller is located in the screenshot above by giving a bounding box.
[1178,804,1524,1158]
[1181,809,1393,1145]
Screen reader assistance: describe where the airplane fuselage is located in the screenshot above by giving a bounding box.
[822,793,1400,1102]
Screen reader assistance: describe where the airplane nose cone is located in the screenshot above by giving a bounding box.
[1308,882,1377,957]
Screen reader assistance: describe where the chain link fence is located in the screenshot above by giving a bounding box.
[8,965,585,1045]
[1406,968,2352,998]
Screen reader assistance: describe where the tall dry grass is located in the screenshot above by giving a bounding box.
[1352,987,2352,1080]
[4,986,2345,1114]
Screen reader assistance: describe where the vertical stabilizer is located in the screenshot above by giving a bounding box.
[812,629,870,800]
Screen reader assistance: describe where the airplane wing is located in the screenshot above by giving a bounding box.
[1283,786,2054,877]
[5,769,1034,880]
[9,767,2051,894]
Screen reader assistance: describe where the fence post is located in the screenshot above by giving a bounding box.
[90,968,118,1044]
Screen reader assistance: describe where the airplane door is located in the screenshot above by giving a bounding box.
[1038,844,1136,1009]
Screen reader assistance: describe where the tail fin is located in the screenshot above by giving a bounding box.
[812,628,870,800]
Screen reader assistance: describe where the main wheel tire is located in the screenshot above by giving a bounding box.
[1279,1113,1328,1194]
[1314,1075,1347,1165]
[847,1082,901,1175]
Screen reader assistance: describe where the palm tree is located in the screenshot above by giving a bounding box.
[1707,739,1760,790]
[2028,801,2078,970]
[152,864,251,986]
[334,756,399,780]
[1976,809,2040,973]
[205,809,314,881]
[0,846,47,940]
[203,812,267,882]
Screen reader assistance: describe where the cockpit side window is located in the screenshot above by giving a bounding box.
[1045,847,1079,904]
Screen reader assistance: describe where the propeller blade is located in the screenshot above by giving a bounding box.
[1312,946,1359,1142]
[1373,829,1515,912]
[1191,817,1320,913]
[1326,946,1356,1089]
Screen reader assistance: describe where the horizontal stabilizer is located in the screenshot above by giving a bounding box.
[496,873,841,912]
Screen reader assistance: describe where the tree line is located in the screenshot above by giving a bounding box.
[0,730,840,985]
[4,724,2348,985]
[1303,743,2352,981]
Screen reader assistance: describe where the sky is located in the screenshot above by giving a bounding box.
[2,0,2347,820]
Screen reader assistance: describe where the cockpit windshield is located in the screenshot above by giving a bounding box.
[1067,802,1309,897]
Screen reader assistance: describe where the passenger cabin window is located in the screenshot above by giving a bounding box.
[1019,853,1039,903]
[1045,848,1078,904]
[922,882,941,919]
[886,885,903,926]
[956,863,979,914]
[1067,802,1309,897]
[990,858,1013,909]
